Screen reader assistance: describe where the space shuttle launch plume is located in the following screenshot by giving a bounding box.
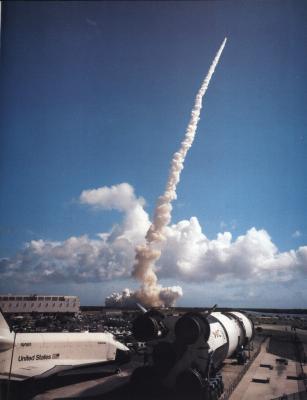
[124,38,227,307]
[147,37,227,242]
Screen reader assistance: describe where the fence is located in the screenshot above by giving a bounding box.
[271,391,307,400]
[294,333,307,395]
[220,337,266,400]
[220,333,307,400]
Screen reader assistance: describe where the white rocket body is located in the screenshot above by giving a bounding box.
[131,309,254,391]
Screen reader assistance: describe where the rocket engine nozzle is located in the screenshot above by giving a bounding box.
[132,310,168,341]
[175,313,210,345]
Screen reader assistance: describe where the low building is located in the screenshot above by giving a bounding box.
[0,294,80,314]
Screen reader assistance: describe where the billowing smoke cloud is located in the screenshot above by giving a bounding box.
[105,286,183,308]
[105,288,137,308]
[80,183,150,242]
[1,38,306,305]
[159,218,307,282]
[130,38,228,307]
[0,183,306,292]
[0,183,148,285]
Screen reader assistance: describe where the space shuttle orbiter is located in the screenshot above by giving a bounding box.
[0,309,130,381]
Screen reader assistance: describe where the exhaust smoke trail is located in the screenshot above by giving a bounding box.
[106,38,227,307]
[147,37,227,243]
[131,38,228,307]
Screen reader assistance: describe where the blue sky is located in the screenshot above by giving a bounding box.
[0,1,306,307]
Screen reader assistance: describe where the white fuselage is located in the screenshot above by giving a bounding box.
[0,312,129,381]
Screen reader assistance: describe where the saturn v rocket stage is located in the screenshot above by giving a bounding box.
[131,309,254,399]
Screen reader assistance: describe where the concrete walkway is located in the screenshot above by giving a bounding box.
[229,338,302,400]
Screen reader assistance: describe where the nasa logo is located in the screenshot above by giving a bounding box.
[212,329,222,338]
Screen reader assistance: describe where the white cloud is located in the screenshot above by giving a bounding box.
[105,286,183,308]
[159,219,305,283]
[0,183,306,289]
[80,183,139,211]
[80,182,150,242]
